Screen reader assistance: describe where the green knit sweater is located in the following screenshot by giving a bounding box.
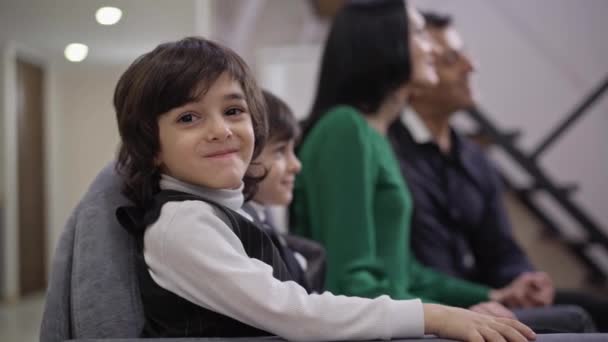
[292,106,490,307]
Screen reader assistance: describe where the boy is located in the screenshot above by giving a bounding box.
[243,90,325,293]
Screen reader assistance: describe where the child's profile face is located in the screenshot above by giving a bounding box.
[156,72,255,190]
[252,138,301,206]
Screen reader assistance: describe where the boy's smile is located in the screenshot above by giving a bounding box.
[252,139,301,205]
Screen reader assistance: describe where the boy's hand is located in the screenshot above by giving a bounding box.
[424,303,536,342]
[469,301,516,319]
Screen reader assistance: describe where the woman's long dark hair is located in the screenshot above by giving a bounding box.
[302,0,412,141]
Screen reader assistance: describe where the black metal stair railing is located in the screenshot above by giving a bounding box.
[466,74,608,284]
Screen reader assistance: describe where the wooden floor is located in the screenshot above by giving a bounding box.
[0,292,44,342]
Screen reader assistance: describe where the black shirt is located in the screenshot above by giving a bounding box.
[389,115,534,288]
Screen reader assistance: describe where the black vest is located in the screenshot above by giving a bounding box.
[117,190,296,338]
[241,203,311,291]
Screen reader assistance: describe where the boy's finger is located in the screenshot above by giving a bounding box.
[489,322,526,342]
[479,326,506,342]
[497,318,536,340]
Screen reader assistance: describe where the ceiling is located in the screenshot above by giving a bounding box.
[0,0,198,65]
[0,0,328,67]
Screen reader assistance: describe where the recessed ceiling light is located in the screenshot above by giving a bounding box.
[64,43,89,62]
[95,6,122,25]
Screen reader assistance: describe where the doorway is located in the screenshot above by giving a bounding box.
[16,58,46,296]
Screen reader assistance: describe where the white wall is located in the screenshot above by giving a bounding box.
[253,0,608,237]
[0,42,18,300]
[213,0,328,71]
[0,43,122,298]
[256,45,322,120]
[0,48,4,293]
[0,0,215,300]
[45,63,126,262]
[0,49,4,204]
[44,0,215,270]
[409,0,608,236]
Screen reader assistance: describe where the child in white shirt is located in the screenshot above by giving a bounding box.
[242,90,326,293]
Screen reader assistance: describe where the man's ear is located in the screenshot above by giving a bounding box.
[409,84,427,101]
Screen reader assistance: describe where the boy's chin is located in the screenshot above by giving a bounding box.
[253,193,292,206]
[273,194,293,206]
[198,177,243,191]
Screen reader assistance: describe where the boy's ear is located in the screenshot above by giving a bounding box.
[153,154,162,167]
[247,161,267,178]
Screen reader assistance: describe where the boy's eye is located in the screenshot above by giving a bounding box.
[177,112,198,123]
[225,107,244,116]
[274,144,288,155]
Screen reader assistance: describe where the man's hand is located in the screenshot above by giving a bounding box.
[526,272,554,306]
[490,272,555,308]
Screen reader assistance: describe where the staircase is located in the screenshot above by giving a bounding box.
[466,74,608,286]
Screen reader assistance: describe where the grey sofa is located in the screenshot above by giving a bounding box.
[40,162,143,341]
[41,162,607,342]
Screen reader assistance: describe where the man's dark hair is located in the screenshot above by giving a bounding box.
[421,11,453,30]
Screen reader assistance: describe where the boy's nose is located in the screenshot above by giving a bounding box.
[206,117,232,141]
[289,153,302,174]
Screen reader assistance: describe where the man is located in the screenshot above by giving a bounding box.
[388,11,607,331]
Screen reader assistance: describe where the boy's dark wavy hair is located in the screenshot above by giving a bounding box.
[114,37,268,207]
[262,90,300,143]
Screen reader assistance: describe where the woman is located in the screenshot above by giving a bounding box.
[292,0,510,309]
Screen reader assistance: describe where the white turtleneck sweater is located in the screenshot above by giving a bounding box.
[143,175,424,341]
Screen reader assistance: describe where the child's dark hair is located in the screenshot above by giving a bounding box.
[262,90,300,143]
[114,36,268,207]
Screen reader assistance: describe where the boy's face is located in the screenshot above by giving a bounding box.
[252,138,301,206]
[156,72,255,190]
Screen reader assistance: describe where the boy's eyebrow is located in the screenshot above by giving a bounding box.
[224,92,246,101]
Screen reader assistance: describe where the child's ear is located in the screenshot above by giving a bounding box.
[247,161,266,178]
[153,154,162,167]
[409,84,427,101]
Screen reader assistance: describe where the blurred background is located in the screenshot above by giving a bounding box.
[0,0,607,340]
